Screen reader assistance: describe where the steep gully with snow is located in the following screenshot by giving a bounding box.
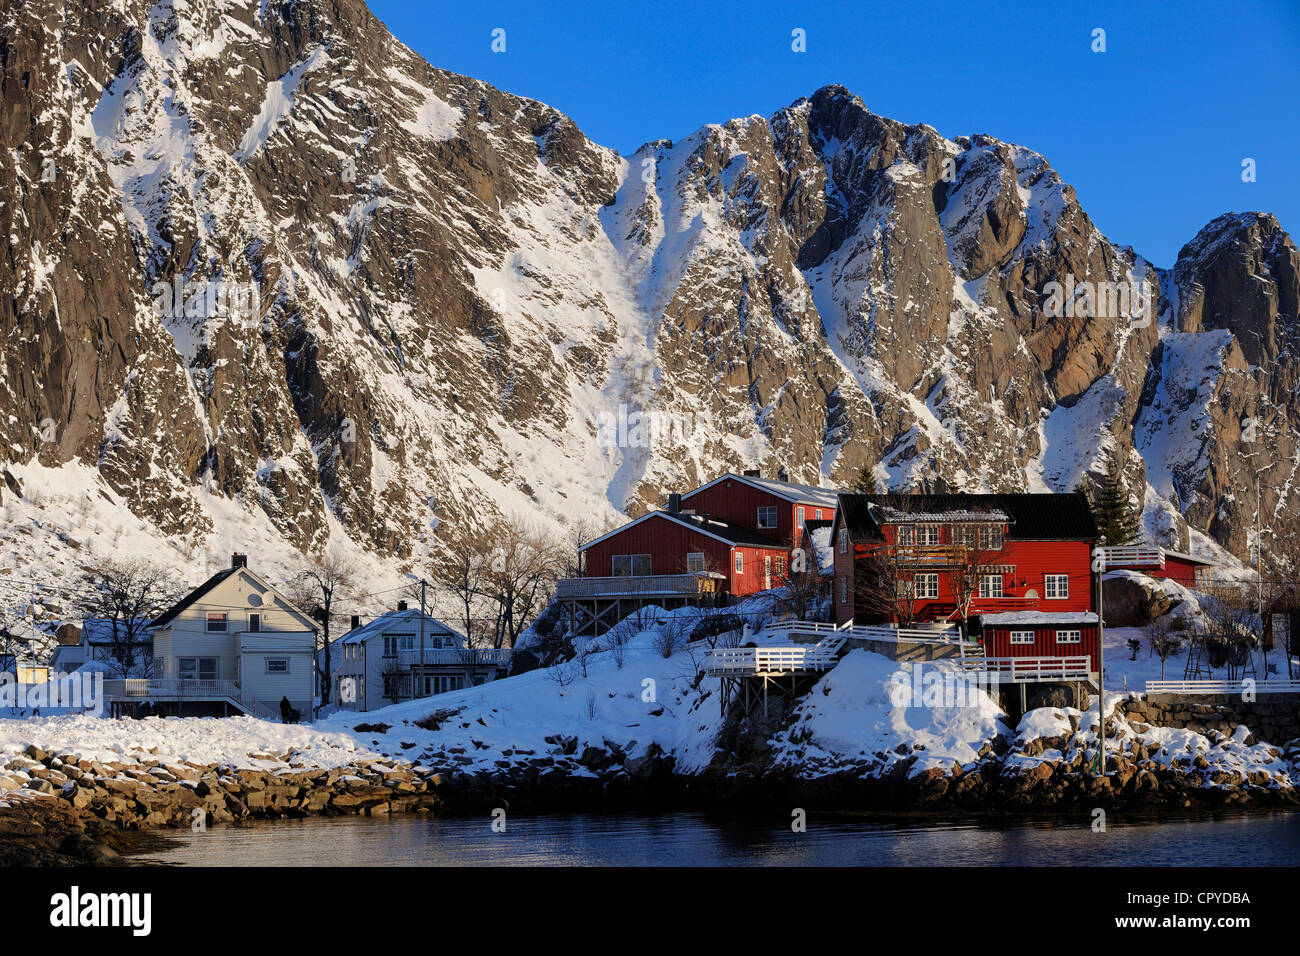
[3,0,1300,858]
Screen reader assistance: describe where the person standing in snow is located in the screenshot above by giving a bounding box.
[279,696,292,723]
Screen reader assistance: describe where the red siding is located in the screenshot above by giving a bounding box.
[582,514,789,597]
[682,478,833,546]
[984,625,1101,673]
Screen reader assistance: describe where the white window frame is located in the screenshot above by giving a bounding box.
[1056,629,1082,644]
[839,576,848,604]
[979,574,1004,599]
[686,552,706,573]
[205,612,227,633]
[838,528,848,554]
[895,525,915,546]
[248,612,262,633]
[1009,630,1035,645]
[734,552,743,574]
[1045,574,1069,600]
[797,506,806,528]
[757,506,778,529]
[916,525,941,546]
[977,526,1003,549]
[265,658,289,674]
[914,573,939,599]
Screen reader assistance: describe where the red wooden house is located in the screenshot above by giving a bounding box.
[1100,545,1213,589]
[580,507,790,594]
[830,492,1103,672]
[681,472,840,548]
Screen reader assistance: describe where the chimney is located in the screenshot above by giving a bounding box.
[397,600,408,612]
[350,615,361,631]
[231,553,248,569]
[667,493,682,513]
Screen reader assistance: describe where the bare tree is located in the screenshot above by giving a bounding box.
[79,557,182,677]
[481,517,565,649]
[1144,613,1186,681]
[944,520,1003,639]
[1199,585,1257,680]
[773,534,824,622]
[293,547,358,706]
[431,536,493,649]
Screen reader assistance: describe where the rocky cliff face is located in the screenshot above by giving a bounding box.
[1,0,1295,583]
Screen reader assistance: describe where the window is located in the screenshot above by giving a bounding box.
[757,506,778,529]
[266,658,289,673]
[1009,630,1035,645]
[815,510,824,520]
[248,613,261,633]
[839,576,848,604]
[382,636,398,657]
[797,506,806,528]
[952,525,975,547]
[431,675,462,695]
[734,552,744,574]
[686,552,706,573]
[895,525,915,546]
[979,575,1004,598]
[1056,629,1082,644]
[978,526,1003,549]
[205,612,227,632]
[914,573,939,599]
[1045,574,1069,599]
[838,528,848,554]
[179,657,217,681]
[612,554,652,576]
[916,525,941,546]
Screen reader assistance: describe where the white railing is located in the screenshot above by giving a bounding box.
[1145,679,1300,695]
[1101,546,1165,568]
[396,647,512,667]
[102,678,243,701]
[705,637,844,676]
[958,656,1093,682]
[783,621,966,645]
[557,573,719,599]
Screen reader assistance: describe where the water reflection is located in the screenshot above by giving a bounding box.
[149,810,1300,867]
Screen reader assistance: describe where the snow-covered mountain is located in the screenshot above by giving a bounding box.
[2,0,1297,608]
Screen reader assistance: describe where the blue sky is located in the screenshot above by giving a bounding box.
[368,0,1299,266]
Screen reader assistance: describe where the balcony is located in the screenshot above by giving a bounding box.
[556,572,725,600]
[395,647,512,667]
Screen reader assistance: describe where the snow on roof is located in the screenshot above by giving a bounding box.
[807,525,835,574]
[685,473,840,509]
[979,611,1100,626]
[337,608,466,646]
[873,505,1010,523]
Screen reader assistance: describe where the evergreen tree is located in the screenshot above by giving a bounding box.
[854,464,879,494]
[1093,455,1143,545]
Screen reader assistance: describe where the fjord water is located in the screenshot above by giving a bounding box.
[150,810,1300,866]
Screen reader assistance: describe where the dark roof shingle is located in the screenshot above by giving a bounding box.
[838,492,1098,542]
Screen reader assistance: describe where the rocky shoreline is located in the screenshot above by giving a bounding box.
[4,735,1298,865]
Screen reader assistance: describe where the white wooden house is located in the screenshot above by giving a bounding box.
[102,555,317,719]
[331,604,511,712]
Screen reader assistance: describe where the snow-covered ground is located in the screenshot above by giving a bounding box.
[0,713,379,771]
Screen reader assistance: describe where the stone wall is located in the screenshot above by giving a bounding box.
[1122,693,1300,744]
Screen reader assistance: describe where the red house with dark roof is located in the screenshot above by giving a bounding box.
[830,492,1102,673]
[681,472,840,547]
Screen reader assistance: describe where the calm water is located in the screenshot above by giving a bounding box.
[147,809,1300,866]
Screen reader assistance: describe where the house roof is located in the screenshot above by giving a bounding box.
[838,492,1099,542]
[580,510,787,552]
[337,608,466,646]
[79,618,152,645]
[978,611,1100,626]
[683,473,840,509]
[148,565,316,631]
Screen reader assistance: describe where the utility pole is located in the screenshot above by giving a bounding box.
[1093,546,1106,776]
[419,578,427,699]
